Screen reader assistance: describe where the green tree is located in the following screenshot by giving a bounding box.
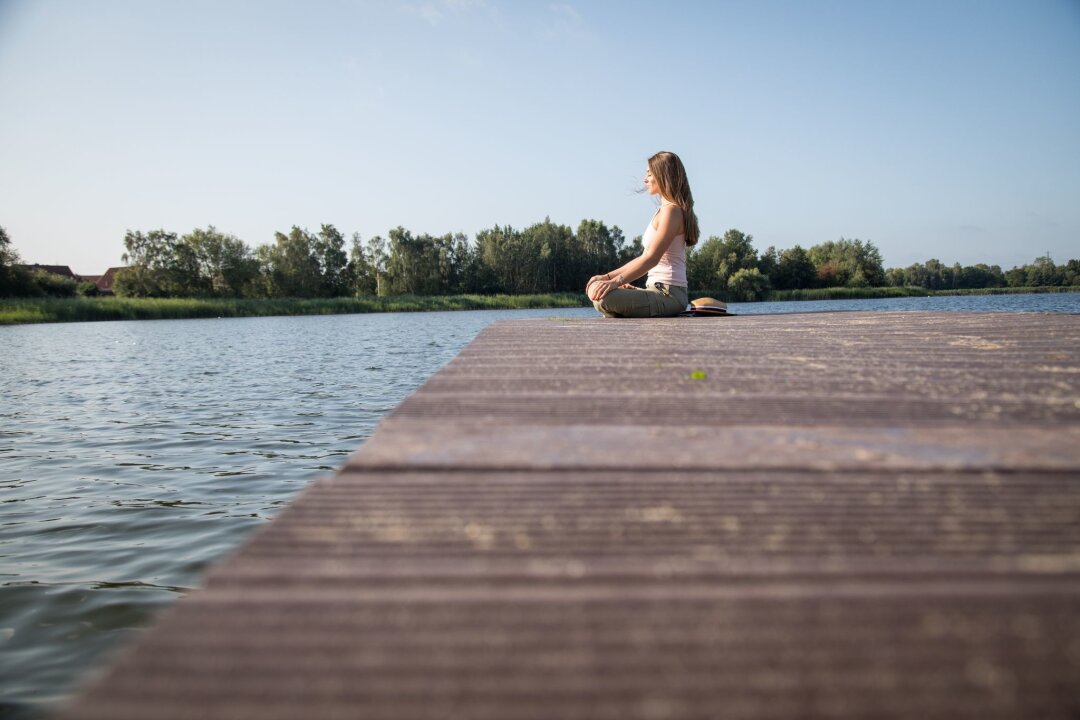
[29,269,77,296]
[476,225,524,294]
[523,218,575,293]
[774,245,816,289]
[170,234,205,295]
[959,263,1005,289]
[815,262,840,287]
[456,235,495,294]
[367,235,389,296]
[1026,255,1064,287]
[757,246,779,282]
[923,259,948,290]
[1064,259,1080,286]
[314,224,349,296]
[887,262,929,288]
[345,233,377,296]
[432,232,471,294]
[619,234,644,267]
[452,233,476,293]
[257,227,321,297]
[1004,265,1027,287]
[0,225,31,296]
[77,281,100,297]
[385,228,467,295]
[182,226,259,297]
[688,229,758,292]
[0,226,12,263]
[610,226,627,265]
[885,267,907,287]
[686,238,714,290]
[727,267,771,301]
[887,260,1006,290]
[576,219,620,283]
[807,238,885,287]
[385,228,430,295]
[116,229,184,297]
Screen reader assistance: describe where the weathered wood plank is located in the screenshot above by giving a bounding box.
[53,594,1080,720]
[349,425,1080,470]
[203,469,1080,581]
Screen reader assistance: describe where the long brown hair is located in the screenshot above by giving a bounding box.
[647,151,700,246]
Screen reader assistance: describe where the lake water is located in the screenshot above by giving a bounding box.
[2,293,1078,718]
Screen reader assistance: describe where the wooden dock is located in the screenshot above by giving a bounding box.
[57,311,1080,719]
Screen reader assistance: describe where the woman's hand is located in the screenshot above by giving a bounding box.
[586,274,619,302]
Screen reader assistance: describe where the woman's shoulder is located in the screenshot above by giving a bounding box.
[656,203,685,232]
[659,202,684,220]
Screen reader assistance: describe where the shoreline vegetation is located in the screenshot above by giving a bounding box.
[4,223,1079,315]
[2,286,1077,326]
[0,293,590,325]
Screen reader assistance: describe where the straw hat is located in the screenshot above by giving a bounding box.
[691,297,727,311]
[681,297,729,316]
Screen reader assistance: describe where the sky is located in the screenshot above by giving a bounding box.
[1,0,1078,274]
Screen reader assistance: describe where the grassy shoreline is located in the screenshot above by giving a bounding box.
[0,294,592,325]
[2,286,1077,325]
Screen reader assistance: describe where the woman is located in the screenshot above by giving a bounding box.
[586,150,699,317]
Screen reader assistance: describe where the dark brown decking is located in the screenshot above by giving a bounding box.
[57,312,1080,719]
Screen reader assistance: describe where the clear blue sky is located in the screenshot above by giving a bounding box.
[1,0,1078,274]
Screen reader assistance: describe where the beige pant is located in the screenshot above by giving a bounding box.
[592,282,689,318]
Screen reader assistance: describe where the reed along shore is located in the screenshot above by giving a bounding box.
[0,294,592,325]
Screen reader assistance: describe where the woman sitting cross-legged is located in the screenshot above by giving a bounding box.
[586,150,700,317]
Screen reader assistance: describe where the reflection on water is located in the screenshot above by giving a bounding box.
[1,295,1077,718]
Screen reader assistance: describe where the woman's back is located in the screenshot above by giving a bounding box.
[644,205,687,287]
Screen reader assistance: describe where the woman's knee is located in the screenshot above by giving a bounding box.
[593,298,617,317]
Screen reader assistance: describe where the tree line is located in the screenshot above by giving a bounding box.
[689,230,1079,298]
[109,220,639,298]
[1,221,1077,300]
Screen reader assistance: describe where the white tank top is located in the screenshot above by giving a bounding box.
[643,204,687,288]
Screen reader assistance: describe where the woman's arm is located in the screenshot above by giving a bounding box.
[587,206,683,300]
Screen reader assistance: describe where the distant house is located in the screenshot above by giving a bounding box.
[14,264,129,294]
[19,264,81,281]
[95,266,127,295]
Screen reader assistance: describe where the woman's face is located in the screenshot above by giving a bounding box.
[643,166,660,196]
